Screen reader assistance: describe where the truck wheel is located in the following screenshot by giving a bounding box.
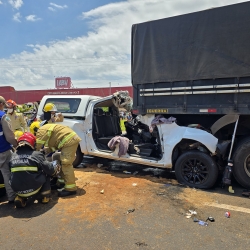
[175,151,218,189]
[233,137,250,189]
[73,146,84,168]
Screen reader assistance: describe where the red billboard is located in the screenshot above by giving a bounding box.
[55,77,71,89]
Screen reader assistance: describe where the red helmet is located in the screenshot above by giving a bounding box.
[6,99,17,108]
[17,132,36,149]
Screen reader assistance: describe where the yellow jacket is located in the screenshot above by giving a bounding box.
[7,111,28,132]
[36,124,81,153]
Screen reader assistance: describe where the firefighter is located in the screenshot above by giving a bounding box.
[0,96,17,203]
[9,132,61,208]
[29,121,41,136]
[6,99,28,133]
[35,124,81,197]
[40,103,64,123]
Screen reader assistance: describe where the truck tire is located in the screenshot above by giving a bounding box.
[175,151,218,189]
[232,137,250,189]
[73,146,84,168]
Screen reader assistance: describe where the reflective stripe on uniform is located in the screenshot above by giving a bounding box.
[36,139,46,144]
[58,132,77,149]
[11,166,38,172]
[57,179,65,183]
[17,186,41,197]
[45,124,57,147]
[64,184,76,189]
[0,184,5,188]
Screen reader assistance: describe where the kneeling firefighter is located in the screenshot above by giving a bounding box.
[35,124,81,197]
[9,132,61,208]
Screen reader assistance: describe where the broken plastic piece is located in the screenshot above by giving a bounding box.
[193,218,199,222]
[206,216,215,222]
[188,210,197,215]
[228,186,234,194]
[123,170,131,174]
[198,220,208,226]
[225,211,230,218]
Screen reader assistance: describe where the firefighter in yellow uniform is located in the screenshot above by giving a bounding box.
[29,121,41,136]
[30,103,64,135]
[6,99,28,133]
[35,124,81,197]
[40,103,64,123]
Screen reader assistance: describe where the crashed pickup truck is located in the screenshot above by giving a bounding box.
[38,91,219,189]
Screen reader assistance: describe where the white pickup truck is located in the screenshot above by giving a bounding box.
[37,91,219,189]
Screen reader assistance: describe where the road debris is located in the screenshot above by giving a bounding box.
[198,220,208,226]
[100,189,104,194]
[133,171,139,175]
[206,216,215,222]
[97,164,103,168]
[123,170,132,174]
[132,183,138,187]
[127,208,135,214]
[186,210,197,218]
[135,242,148,247]
[225,211,231,218]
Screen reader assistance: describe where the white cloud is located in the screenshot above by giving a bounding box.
[48,6,56,12]
[49,2,68,9]
[25,15,41,22]
[8,0,23,10]
[0,1,3,4]
[0,0,247,90]
[13,12,21,22]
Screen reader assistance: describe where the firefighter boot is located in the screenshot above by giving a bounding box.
[58,189,77,197]
[41,196,50,204]
[14,196,27,208]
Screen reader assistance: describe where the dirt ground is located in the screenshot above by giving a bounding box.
[56,163,215,226]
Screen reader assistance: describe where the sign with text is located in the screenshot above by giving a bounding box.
[55,77,71,89]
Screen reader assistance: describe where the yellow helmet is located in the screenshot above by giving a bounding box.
[43,103,57,112]
[29,121,41,135]
[14,130,24,140]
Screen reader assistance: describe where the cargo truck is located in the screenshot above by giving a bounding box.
[132,1,250,189]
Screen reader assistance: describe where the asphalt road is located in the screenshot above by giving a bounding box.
[0,160,250,250]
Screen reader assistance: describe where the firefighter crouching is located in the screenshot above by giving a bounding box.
[36,124,81,197]
[9,132,61,208]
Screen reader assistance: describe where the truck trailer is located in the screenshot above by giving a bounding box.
[132,1,250,188]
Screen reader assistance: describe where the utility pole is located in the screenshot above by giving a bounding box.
[109,82,111,95]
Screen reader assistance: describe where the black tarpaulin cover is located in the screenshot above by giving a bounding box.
[131,2,250,85]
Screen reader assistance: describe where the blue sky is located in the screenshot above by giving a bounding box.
[0,0,246,90]
[0,0,124,57]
